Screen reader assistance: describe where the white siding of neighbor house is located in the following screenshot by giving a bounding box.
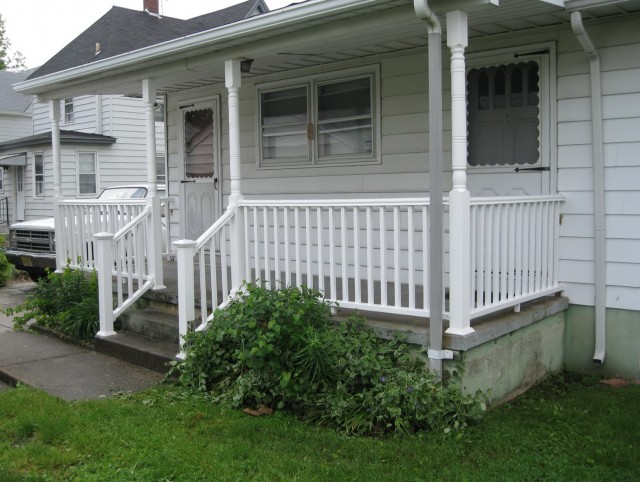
[165,14,640,312]
[0,113,32,143]
[11,95,165,220]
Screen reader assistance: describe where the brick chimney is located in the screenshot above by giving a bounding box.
[144,0,159,14]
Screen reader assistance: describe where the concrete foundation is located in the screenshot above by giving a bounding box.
[564,305,640,379]
[443,297,568,405]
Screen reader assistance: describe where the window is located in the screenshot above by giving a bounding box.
[64,98,74,123]
[258,67,378,167]
[78,152,97,195]
[34,153,44,197]
[467,61,541,167]
[0,168,3,191]
[156,155,166,184]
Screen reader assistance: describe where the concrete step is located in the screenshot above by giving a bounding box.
[94,332,178,374]
[118,307,179,344]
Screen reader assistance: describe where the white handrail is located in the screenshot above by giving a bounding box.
[239,197,431,208]
[113,205,152,242]
[194,207,235,251]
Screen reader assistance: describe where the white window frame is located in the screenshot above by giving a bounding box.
[64,98,74,123]
[33,152,45,198]
[77,151,99,197]
[465,43,555,180]
[256,65,381,169]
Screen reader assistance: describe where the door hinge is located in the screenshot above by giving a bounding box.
[514,166,550,172]
[307,123,314,140]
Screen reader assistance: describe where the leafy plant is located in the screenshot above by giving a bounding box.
[6,264,99,342]
[0,234,15,287]
[173,283,486,435]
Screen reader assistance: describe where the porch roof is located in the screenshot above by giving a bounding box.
[14,0,640,100]
[0,130,117,152]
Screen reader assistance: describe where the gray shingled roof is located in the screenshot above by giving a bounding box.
[0,70,33,113]
[28,1,265,81]
[0,130,117,151]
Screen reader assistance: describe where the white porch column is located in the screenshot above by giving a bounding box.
[142,78,164,288]
[225,59,246,291]
[446,10,474,335]
[175,239,196,359]
[50,100,66,272]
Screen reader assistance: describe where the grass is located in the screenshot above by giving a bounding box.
[0,373,638,481]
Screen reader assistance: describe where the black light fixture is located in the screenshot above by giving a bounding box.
[240,58,254,73]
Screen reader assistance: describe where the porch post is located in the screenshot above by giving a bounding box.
[225,59,246,291]
[95,232,116,337]
[446,11,474,335]
[142,78,165,288]
[50,100,65,272]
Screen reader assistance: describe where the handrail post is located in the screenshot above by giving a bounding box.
[446,11,474,336]
[175,239,196,359]
[148,196,165,289]
[95,232,116,337]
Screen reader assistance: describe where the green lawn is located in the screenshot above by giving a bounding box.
[0,374,638,481]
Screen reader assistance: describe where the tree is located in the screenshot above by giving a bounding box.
[0,13,27,71]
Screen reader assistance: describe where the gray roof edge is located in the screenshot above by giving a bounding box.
[0,130,117,152]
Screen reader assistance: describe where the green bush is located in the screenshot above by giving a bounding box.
[0,235,15,287]
[6,264,99,342]
[174,283,486,435]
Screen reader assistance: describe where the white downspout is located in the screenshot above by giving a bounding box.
[571,11,606,364]
[414,0,447,376]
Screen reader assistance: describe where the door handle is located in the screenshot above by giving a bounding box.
[180,179,196,183]
[214,178,218,190]
[514,166,550,172]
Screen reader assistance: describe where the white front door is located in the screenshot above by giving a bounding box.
[179,99,221,240]
[15,166,25,221]
[466,56,551,197]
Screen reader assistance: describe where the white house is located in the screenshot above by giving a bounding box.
[0,93,166,223]
[12,0,640,399]
[0,70,33,225]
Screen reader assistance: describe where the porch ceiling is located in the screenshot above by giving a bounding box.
[20,0,640,100]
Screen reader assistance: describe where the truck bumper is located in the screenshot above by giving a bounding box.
[5,250,56,273]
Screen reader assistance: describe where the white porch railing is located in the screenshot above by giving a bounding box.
[240,198,432,317]
[175,194,564,356]
[58,199,147,270]
[469,195,564,318]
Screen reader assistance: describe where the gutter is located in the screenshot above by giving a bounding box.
[571,11,606,364]
[413,0,446,377]
[14,0,385,96]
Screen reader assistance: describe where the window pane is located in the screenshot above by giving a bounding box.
[35,155,43,175]
[79,174,96,195]
[317,119,372,157]
[184,108,214,178]
[78,153,96,174]
[156,156,166,183]
[318,78,370,121]
[317,77,373,159]
[261,86,309,162]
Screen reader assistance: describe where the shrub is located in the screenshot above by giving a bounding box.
[6,264,99,342]
[174,283,486,435]
[0,235,15,287]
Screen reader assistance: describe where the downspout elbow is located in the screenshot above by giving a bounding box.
[414,0,441,34]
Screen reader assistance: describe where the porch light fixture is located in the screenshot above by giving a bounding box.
[240,58,254,73]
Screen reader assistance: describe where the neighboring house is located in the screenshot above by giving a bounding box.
[0,94,165,223]
[12,0,640,398]
[0,70,33,224]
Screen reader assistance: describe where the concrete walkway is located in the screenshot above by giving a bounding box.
[0,280,163,401]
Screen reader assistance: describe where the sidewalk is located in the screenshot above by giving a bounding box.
[0,280,164,401]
